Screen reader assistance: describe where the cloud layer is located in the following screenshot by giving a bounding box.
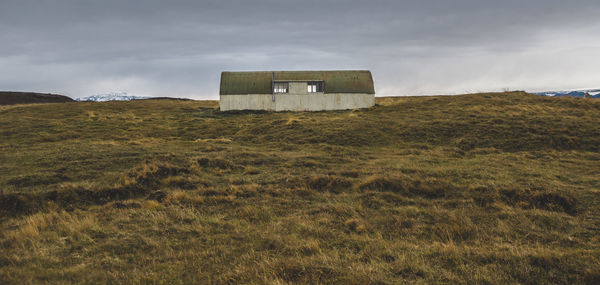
[1,0,599,99]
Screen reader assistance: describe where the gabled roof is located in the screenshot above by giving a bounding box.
[220,70,375,95]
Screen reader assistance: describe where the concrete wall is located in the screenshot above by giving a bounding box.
[220,93,375,111]
[219,94,276,111]
[288,82,308,95]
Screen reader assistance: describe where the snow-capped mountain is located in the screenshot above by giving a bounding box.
[533,89,600,98]
[75,92,149,102]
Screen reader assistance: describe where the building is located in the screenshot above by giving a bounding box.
[219,70,375,111]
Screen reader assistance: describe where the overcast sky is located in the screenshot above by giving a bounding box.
[1,0,599,99]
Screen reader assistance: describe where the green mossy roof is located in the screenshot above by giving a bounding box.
[220,70,375,95]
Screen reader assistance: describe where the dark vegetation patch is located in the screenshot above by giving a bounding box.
[306,175,353,193]
[281,175,353,193]
[122,161,190,189]
[470,185,578,214]
[499,187,578,214]
[147,190,168,202]
[0,91,74,105]
[359,175,454,199]
[7,172,70,187]
[225,151,283,166]
[359,192,412,209]
[0,185,145,216]
[275,261,341,283]
[339,170,360,178]
[196,157,239,170]
[0,160,209,216]
[359,177,579,214]
[112,201,142,209]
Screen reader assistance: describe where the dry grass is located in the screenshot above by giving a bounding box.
[0,93,599,284]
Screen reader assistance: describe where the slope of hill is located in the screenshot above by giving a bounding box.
[0,92,599,284]
[0,91,74,105]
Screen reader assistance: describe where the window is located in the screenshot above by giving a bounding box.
[273,82,288,93]
[307,81,323,93]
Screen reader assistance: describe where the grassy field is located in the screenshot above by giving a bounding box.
[1,92,599,284]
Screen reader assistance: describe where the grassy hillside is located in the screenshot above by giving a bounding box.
[0,92,599,284]
[0,91,74,105]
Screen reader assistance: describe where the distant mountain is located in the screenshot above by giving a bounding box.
[0,91,74,105]
[533,89,600,99]
[75,92,149,102]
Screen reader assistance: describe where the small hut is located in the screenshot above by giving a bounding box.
[219,70,375,111]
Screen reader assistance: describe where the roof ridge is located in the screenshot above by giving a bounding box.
[222,70,371,73]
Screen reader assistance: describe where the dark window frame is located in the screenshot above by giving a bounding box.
[273,82,289,93]
[307,81,324,93]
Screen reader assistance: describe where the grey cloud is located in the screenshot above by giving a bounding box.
[1,0,599,98]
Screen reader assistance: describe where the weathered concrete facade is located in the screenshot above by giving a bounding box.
[220,93,374,112]
[219,71,375,112]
